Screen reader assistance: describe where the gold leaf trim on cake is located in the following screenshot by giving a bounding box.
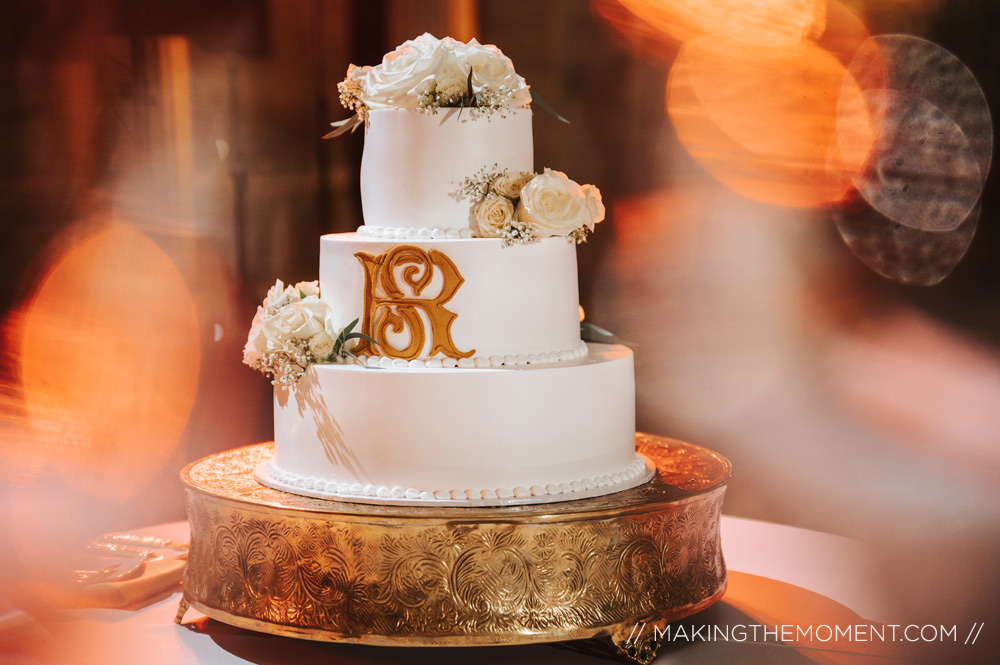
[354,245,475,361]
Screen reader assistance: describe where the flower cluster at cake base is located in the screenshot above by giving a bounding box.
[328,33,530,137]
[243,280,373,386]
[461,166,605,245]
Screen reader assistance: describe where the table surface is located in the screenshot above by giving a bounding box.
[11,515,905,665]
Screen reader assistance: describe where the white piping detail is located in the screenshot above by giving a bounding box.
[349,341,589,369]
[357,225,476,240]
[259,454,653,506]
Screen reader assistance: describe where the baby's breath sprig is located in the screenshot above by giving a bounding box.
[500,219,537,246]
[568,227,591,244]
[337,67,368,120]
[417,91,439,114]
[471,85,515,119]
[460,163,505,201]
[252,340,312,387]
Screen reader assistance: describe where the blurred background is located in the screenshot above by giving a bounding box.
[1,0,998,662]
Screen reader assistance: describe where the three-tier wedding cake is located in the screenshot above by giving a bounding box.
[243,34,652,506]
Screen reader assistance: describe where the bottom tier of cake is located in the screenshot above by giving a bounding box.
[262,343,647,506]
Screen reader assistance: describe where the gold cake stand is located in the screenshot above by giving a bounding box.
[176,434,731,664]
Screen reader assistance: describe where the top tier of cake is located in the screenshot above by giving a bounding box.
[359,108,533,236]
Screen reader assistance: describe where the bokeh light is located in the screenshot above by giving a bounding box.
[667,37,875,207]
[616,0,825,50]
[834,198,979,285]
[857,89,982,231]
[594,0,992,285]
[846,35,992,232]
[832,34,993,282]
[12,222,201,498]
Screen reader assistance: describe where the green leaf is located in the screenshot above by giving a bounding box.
[342,318,359,336]
[530,89,570,124]
[333,327,350,355]
[323,115,363,139]
[582,321,613,338]
[580,321,634,347]
[347,332,378,346]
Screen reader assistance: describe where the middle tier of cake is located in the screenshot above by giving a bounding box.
[319,233,586,366]
[261,343,650,506]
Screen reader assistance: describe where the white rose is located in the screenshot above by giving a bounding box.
[243,309,270,365]
[262,299,328,342]
[460,39,531,108]
[308,331,336,362]
[363,33,450,108]
[434,70,468,104]
[294,281,319,297]
[490,172,527,199]
[345,63,370,84]
[515,170,591,237]
[474,195,515,237]
[262,279,299,313]
[581,184,606,230]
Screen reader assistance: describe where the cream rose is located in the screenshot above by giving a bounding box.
[474,195,515,237]
[490,172,527,199]
[434,69,468,104]
[262,299,328,342]
[362,33,450,108]
[345,63,370,85]
[581,184,606,230]
[262,279,298,313]
[308,331,336,362]
[515,170,591,237]
[294,280,319,298]
[243,312,269,365]
[460,39,531,108]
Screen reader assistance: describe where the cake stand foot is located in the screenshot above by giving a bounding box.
[610,623,662,665]
[174,597,190,625]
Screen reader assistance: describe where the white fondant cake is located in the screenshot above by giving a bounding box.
[360,109,533,234]
[248,34,650,506]
[319,234,585,365]
[263,345,640,506]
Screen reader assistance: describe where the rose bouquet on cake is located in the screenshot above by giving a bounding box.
[331,33,532,133]
[461,166,606,245]
[243,280,373,385]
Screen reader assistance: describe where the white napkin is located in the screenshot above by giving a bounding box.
[72,557,186,609]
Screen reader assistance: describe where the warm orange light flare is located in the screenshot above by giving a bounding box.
[816,0,883,68]
[15,223,201,497]
[667,38,875,207]
[616,0,825,50]
[594,0,882,209]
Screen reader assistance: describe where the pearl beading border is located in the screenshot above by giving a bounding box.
[350,341,589,369]
[257,454,654,507]
[357,225,476,240]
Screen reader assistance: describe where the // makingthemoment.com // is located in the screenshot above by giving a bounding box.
[624,622,985,646]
